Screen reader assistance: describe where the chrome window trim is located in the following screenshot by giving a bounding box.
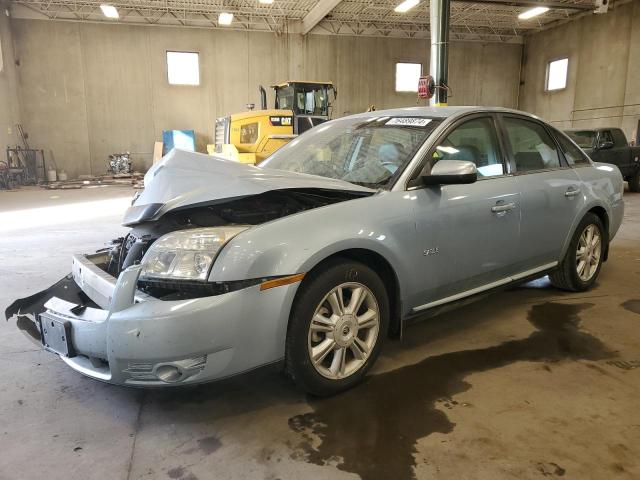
[508,166,576,177]
[411,261,558,313]
[570,164,594,169]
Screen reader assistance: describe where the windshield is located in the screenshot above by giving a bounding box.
[275,85,329,116]
[260,116,440,188]
[565,130,596,148]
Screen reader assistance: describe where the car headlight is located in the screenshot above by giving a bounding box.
[140,226,249,281]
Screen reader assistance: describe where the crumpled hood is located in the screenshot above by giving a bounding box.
[124,149,374,225]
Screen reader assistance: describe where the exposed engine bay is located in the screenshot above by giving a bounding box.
[104,188,371,299]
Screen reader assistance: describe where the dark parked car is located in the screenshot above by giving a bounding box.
[565,127,640,191]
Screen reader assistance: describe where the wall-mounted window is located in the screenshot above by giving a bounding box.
[167,51,200,86]
[546,58,568,91]
[395,62,422,92]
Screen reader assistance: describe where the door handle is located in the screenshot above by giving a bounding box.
[565,187,581,197]
[491,202,516,213]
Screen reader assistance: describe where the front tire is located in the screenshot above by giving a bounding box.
[285,259,389,396]
[550,213,605,292]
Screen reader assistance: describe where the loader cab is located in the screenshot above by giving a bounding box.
[272,81,336,134]
[210,80,336,165]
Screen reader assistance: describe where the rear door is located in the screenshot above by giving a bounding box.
[499,114,585,271]
[410,114,522,310]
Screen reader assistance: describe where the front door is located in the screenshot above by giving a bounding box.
[410,115,521,311]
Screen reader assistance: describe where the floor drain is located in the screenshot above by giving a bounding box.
[607,360,640,370]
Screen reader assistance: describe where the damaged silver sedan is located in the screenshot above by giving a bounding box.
[6,107,624,395]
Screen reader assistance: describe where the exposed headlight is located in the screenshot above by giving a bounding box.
[140,226,249,281]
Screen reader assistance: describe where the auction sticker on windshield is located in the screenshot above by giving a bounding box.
[386,117,432,127]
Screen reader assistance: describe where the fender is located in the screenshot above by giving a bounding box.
[209,191,419,316]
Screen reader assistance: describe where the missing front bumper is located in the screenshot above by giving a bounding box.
[7,253,297,387]
[5,254,153,382]
[5,274,96,326]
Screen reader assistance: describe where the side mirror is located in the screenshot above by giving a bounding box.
[417,160,477,186]
[597,140,614,150]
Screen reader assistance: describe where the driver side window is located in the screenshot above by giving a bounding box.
[432,117,504,177]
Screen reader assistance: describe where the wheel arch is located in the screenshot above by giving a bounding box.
[560,202,611,263]
[294,248,403,339]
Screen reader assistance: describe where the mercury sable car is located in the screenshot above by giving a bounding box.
[6,107,624,396]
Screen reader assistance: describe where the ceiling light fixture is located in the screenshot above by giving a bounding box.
[394,0,420,13]
[518,6,549,20]
[99,4,119,19]
[218,12,234,25]
[259,0,274,4]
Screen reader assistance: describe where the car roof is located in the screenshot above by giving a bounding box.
[344,106,544,122]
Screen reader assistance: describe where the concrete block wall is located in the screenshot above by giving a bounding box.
[8,19,522,178]
[0,6,22,154]
[519,0,640,142]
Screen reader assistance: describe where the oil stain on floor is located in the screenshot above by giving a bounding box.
[621,299,640,315]
[289,302,613,480]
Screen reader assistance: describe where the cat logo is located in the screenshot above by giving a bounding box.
[269,116,293,127]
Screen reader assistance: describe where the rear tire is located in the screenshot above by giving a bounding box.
[628,172,640,192]
[285,259,389,396]
[550,213,605,292]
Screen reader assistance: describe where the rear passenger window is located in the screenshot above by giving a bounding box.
[556,133,589,165]
[612,129,627,146]
[504,117,561,172]
[600,130,614,144]
[432,117,504,177]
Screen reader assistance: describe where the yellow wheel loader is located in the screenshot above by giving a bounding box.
[209,81,336,164]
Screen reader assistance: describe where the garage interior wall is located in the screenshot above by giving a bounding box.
[9,18,522,178]
[0,8,22,154]
[519,0,640,141]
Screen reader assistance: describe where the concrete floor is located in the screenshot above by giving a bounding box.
[1,186,639,480]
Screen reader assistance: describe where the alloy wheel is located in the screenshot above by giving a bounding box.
[307,282,380,380]
[576,224,602,282]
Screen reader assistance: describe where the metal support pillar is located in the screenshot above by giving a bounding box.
[430,0,450,106]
